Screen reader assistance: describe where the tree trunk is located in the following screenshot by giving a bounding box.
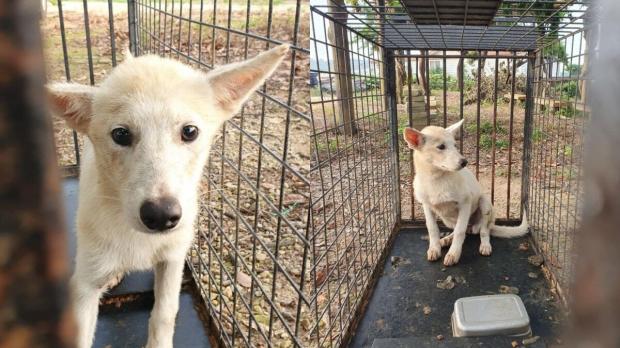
[579,37,588,103]
[457,56,464,91]
[328,0,357,135]
[395,57,406,104]
[418,51,428,96]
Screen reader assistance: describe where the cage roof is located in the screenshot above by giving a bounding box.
[313,0,591,51]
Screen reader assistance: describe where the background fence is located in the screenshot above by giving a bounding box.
[394,50,531,224]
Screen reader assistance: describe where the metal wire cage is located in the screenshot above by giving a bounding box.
[310,0,590,345]
[46,0,311,347]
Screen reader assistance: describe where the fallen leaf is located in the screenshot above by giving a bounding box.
[283,193,306,205]
[315,268,328,287]
[523,336,540,345]
[499,285,520,294]
[437,276,455,290]
[528,255,544,267]
[423,305,432,315]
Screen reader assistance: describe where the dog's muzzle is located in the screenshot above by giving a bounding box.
[139,197,182,232]
[459,158,468,169]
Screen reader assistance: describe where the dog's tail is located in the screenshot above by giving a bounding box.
[490,211,529,238]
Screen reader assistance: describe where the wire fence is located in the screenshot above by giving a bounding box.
[309,6,399,347]
[395,50,530,223]
[527,28,589,302]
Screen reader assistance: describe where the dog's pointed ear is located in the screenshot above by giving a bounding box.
[403,127,424,149]
[446,119,464,137]
[47,83,97,133]
[206,44,289,116]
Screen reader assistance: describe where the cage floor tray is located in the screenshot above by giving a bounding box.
[452,294,531,337]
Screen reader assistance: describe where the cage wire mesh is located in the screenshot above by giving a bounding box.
[44,0,129,174]
[46,0,313,347]
[310,5,399,347]
[395,49,531,223]
[310,1,590,342]
[527,26,589,302]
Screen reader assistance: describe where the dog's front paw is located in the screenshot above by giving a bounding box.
[427,244,442,261]
[443,248,462,266]
[479,243,492,256]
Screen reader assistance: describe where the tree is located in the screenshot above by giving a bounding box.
[328,0,357,135]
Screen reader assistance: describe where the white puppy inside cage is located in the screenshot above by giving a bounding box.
[403,120,529,267]
[47,44,289,348]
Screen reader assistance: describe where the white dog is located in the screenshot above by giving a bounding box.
[403,120,528,267]
[48,45,289,348]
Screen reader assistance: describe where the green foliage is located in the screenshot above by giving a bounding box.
[544,41,568,64]
[429,70,459,92]
[499,1,566,40]
[480,135,509,150]
[558,81,578,99]
[365,76,380,90]
[316,138,339,154]
[567,64,581,77]
[532,128,545,142]
[557,106,578,118]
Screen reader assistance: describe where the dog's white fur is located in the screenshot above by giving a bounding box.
[48,45,289,348]
[403,120,528,266]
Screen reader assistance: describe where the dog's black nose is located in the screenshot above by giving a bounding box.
[460,158,468,168]
[140,197,182,231]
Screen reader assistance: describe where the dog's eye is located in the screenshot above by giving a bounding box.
[437,144,446,150]
[111,127,132,146]
[181,125,199,142]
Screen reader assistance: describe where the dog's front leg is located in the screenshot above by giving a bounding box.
[444,201,472,266]
[71,273,107,348]
[422,203,442,261]
[146,258,185,348]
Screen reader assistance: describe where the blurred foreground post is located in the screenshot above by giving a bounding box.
[572,1,620,347]
[0,0,74,347]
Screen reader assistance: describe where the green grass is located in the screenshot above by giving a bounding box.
[532,128,545,142]
[316,138,339,154]
[563,145,573,157]
[556,105,584,118]
[480,134,509,150]
[465,120,507,136]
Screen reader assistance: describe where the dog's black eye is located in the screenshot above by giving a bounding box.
[181,125,199,142]
[111,127,132,146]
[437,144,446,150]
